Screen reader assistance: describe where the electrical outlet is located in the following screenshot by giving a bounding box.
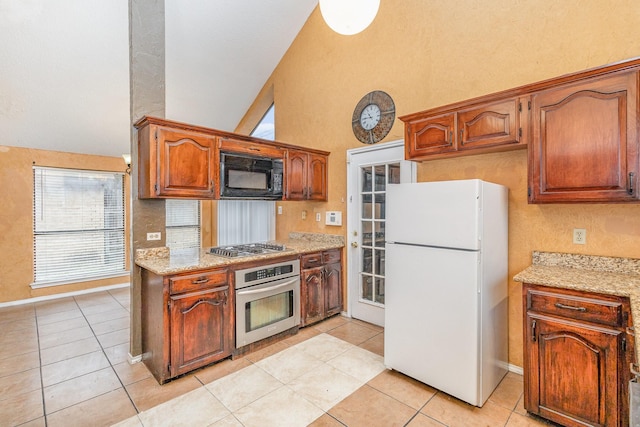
[277,206,282,215]
[302,210,307,220]
[316,213,321,222]
[147,232,161,241]
[573,228,586,245]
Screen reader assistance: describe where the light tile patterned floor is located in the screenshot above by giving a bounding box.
[0,287,556,426]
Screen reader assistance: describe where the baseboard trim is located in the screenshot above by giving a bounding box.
[508,364,524,375]
[128,352,143,365]
[0,283,130,308]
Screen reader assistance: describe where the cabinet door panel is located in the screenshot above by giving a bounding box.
[458,97,524,150]
[406,113,456,158]
[286,150,308,200]
[157,128,216,197]
[324,262,342,317]
[530,71,639,202]
[526,315,620,427]
[308,154,328,201]
[301,267,324,326]
[170,287,230,376]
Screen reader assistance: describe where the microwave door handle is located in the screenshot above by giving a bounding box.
[236,278,299,296]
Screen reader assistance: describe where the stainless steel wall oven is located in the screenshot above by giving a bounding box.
[235,259,300,347]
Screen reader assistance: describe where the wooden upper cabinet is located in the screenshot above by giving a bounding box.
[405,113,456,158]
[308,153,328,201]
[529,71,639,203]
[156,128,217,198]
[403,95,528,160]
[458,96,528,151]
[286,150,308,200]
[135,116,329,201]
[286,150,328,201]
[136,118,218,199]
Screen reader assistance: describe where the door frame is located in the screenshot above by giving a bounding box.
[345,140,416,322]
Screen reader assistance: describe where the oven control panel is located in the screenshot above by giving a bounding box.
[246,264,294,282]
[235,259,301,290]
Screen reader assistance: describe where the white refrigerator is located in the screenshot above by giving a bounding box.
[384,179,508,407]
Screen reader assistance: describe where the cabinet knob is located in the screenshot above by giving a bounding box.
[351,242,358,248]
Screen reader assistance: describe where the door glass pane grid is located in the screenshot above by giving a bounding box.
[359,163,399,307]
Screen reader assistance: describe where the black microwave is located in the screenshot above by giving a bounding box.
[219,152,284,200]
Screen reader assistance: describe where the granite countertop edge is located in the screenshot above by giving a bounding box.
[135,232,345,276]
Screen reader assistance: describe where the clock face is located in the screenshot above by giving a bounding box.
[352,91,395,144]
[360,104,381,130]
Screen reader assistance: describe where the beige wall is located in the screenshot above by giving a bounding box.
[0,146,131,303]
[238,0,640,368]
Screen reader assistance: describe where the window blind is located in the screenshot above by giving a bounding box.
[217,200,275,246]
[166,199,201,250]
[33,167,126,286]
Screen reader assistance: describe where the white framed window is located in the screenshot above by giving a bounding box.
[217,200,275,246]
[32,167,126,287]
[251,103,275,140]
[166,199,201,250]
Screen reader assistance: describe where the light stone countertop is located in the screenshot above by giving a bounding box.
[135,232,345,276]
[514,251,640,364]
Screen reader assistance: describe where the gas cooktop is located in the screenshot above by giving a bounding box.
[208,242,288,258]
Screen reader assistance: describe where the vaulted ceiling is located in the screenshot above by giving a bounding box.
[0,1,318,157]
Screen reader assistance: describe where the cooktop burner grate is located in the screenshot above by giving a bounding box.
[208,242,287,258]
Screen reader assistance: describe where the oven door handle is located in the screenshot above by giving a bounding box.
[236,278,299,296]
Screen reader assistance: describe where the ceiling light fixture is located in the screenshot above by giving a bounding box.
[122,154,131,175]
[319,0,380,36]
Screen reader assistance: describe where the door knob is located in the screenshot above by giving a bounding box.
[351,242,358,248]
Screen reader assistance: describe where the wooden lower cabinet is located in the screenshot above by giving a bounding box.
[523,283,634,426]
[142,268,234,384]
[300,249,343,327]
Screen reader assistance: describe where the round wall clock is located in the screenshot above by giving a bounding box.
[352,90,395,144]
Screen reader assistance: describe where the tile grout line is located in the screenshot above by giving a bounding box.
[34,303,50,427]
[73,292,143,416]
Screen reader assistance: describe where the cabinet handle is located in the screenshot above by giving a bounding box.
[554,302,587,312]
[210,180,215,193]
[306,274,317,283]
[448,131,452,144]
[628,172,635,195]
[459,129,464,145]
[181,293,227,314]
[531,319,536,342]
[326,269,334,278]
[191,277,210,285]
[249,147,260,151]
[306,258,320,264]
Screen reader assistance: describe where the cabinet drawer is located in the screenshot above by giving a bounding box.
[169,270,228,295]
[301,252,323,269]
[322,250,341,264]
[526,288,623,327]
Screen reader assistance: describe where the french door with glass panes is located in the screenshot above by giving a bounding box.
[347,142,415,326]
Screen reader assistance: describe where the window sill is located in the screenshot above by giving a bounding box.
[30,271,131,289]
